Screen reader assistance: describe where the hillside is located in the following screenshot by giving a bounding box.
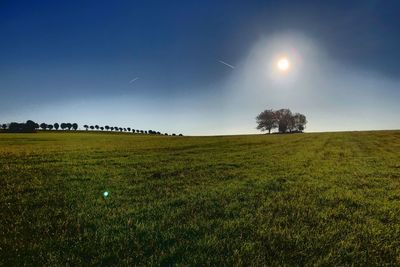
[1,131,400,265]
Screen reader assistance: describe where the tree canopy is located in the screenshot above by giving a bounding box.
[256,108,307,134]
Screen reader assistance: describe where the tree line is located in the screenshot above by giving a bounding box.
[0,120,182,136]
[256,108,307,134]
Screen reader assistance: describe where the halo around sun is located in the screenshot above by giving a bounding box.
[277,57,290,71]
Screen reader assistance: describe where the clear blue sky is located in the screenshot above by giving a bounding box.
[1,0,399,135]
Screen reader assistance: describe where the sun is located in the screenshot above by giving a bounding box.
[277,57,290,71]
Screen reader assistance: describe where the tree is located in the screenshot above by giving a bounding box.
[8,122,22,132]
[84,125,89,131]
[256,109,277,134]
[90,125,94,130]
[47,124,54,130]
[293,113,307,132]
[287,114,295,133]
[25,120,37,132]
[1,124,7,130]
[61,123,67,130]
[110,127,114,131]
[100,127,104,131]
[8,121,37,133]
[105,125,110,131]
[72,123,78,130]
[127,127,131,132]
[132,129,135,133]
[95,125,99,130]
[26,120,36,130]
[54,123,60,130]
[40,123,47,130]
[275,109,293,133]
[66,123,72,130]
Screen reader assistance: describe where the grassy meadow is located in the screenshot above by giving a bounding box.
[1,130,400,265]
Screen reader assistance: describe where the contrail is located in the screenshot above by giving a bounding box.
[218,60,235,69]
[129,77,139,84]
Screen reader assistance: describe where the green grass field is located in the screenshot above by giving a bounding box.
[1,131,400,265]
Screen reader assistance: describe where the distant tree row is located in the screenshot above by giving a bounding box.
[82,124,182,136]
[39,122,78,131]
[0,120,183,136]
[0,121,79,133]
[0,120,37,133]
[256,108,307,134]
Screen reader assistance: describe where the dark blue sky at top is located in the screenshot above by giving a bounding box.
[1,0,399,133]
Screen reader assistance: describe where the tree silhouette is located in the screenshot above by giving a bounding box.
[1,124,7,130]
[95,125,99,130]
[274,109,292,133]
[6,120,37,133]
[26,120,37,132]
[90,125,94,130]
[47,124,54,130]
[84,125,89,131]
[60,123,66,130]
[256,109,277,134]
[256,108,307,134]
[54,123,60,130]
[105,125,110,131]
[293,113,307,132]
[72,123,78,130]
[40,123,47,130]
[8,123,20,132]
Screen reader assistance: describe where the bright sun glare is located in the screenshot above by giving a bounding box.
[277,57,290,71]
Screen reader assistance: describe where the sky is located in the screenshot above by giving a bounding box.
[1,0,399,135]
